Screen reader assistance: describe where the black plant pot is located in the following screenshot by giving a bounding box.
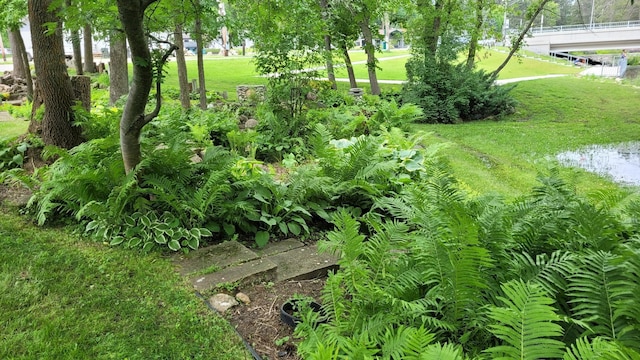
[280,299,326,329]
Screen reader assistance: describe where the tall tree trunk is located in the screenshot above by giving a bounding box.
[9,30,27,79]
[83,23,96,73]
[65,0,82,74]
[359,17,380,95]
[109,30,129,105]
[341,44,357,88]
[193,0,207,110]
[466,0,485,68]
[174,24,191,109]
[71,29,83,74]
[29,0,82,149]
[427,1,444,56]
[319,0,336,89]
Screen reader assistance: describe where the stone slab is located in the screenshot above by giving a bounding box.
[192,258,277,293]
[256,238,305,257]
[266,245,339,282]
[172,241,259,276]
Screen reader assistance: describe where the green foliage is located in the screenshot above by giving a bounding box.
[403,58,516,124]
[0,138,29,171]
[486,280,566,360]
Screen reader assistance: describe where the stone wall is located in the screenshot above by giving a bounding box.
[236,85,266,103]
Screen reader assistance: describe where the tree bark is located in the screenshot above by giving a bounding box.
[359,17,380,95]
[193,0,207,110]
[29,0,83,149]
[109,30,129,105]
[174,24,191,109]
[116,0,154,173]
[70,75,91,111]
[341,44,357,88]
[319,0,336,89]
[83,23,96,73]
[466,0,485,68]
[71,29,83,74]
[9,30,27,79]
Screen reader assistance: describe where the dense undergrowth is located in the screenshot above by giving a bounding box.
[3,67,639,359]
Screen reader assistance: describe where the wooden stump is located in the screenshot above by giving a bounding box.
[70,75,91,111]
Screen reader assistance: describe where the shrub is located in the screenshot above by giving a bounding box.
[403,57,517,124]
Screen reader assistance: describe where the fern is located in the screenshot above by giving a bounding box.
[563,337,627,360]
[486,279,566,360]
[567,251,635,343]
[508,251,574,296]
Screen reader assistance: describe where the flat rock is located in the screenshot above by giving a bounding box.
[192,258,277,292]
[209,293,239,312]
[256,238,305,257]
[172,241,259,276]
[266,245,338,282]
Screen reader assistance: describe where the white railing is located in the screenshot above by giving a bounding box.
[531,20,640,34]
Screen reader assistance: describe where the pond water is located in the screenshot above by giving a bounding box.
[556,142,640,186]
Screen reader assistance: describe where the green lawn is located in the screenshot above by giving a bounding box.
[417,76,640,197]
[0,209,250,359]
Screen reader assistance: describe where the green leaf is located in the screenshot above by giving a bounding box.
[109,236,124,246]
[12,154,23,165]
[199,228,213,237]
[16,142,28,153]
[86,220,100,232]
[223,223,235,236]
[278,221,289,235]
[140,215,151,227]
[260,215,277,226]
[168,240,181,251]
[187,237,199,250]
[190,228,202,239]
[124,216,136,227]
[155,233,167,244]
[255,231,269,248]
[288,222,302,236]
[128,237,142,248]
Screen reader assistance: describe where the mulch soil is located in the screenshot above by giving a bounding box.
[224,279,326,360]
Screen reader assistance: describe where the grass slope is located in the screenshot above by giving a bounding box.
[418,76,640,197]
[0,210,249,359]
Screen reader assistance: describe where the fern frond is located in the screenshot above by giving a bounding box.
[509,251,574,296]
[563,337,627,360]
[567,251,633,342]
[486,279,565,360]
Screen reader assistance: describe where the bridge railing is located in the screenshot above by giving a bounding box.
[531,20,640,34]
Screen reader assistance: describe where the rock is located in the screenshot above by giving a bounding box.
[236,85,266,103]
[209,293,239,313]
[306,91,317,101]
[235,292,251,304]
[244,118,258,129]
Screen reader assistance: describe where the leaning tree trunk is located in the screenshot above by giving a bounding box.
[491,0,551,77]
[116,0,175,174]
[9,30,27,79]
[83,23,97,73]
[11,30,34,99]
[109,30,129,105]
[174,24,191,109]
[341,44,358,88]
[359,18,380,95]
[29,0,83,149]
[117,0,154,173]
[193,0,207,110]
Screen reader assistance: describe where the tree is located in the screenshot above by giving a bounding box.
[82,23,97,73]
[0,0,33,97]
[28,0,82,148]
[109,29,128,104]
[116,0,176,173]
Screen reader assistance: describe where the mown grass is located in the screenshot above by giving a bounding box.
[0,209,250,359]
[417,76,640,197]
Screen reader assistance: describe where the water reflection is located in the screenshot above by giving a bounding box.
[556,142,640,186]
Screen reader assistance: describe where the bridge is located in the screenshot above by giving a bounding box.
[525,21,640,53]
